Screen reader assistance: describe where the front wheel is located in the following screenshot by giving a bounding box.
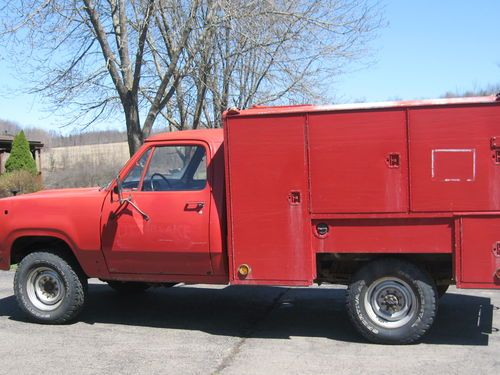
[14,251,88,324]
[346,258,437,344]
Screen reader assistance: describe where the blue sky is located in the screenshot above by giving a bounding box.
[336,0,500,102]
[0,0,499,132]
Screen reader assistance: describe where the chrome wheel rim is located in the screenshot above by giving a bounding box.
[364,277,417,329]
[26,267,65,311]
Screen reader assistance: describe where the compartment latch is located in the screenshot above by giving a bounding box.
[386,153,401,168]
[490,137,500,164]
[288,191,301,205]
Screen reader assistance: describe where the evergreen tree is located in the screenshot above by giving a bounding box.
[5,131,37,175]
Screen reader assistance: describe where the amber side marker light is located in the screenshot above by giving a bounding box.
[238,264,251,277]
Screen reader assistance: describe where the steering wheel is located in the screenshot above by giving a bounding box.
[150,172,172,191]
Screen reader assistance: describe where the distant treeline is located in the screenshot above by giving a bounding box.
[0,119,126,148]
[441,84,500,99]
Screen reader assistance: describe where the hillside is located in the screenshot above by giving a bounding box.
[42,142,129,188]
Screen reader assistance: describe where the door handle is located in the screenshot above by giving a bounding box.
[185,202,205,211]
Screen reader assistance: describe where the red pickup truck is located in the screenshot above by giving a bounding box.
[1,95,500,344]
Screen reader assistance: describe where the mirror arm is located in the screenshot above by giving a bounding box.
[114,174,150,221]
[123,197,150,221]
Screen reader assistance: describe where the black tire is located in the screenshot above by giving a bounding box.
[107,281,151,294]
[437,284,449,298]
[346,258,437,344]
[14,251,88,324]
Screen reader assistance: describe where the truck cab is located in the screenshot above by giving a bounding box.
[100,129,227,280]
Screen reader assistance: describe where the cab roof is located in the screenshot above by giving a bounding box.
[224,95,500,118]
[145,128,223,143]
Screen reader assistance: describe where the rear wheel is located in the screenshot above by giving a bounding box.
[346,258,437,344]
[14,251,88,324]
[107,281,151,294]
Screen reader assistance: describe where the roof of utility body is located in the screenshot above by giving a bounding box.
[146,128,223,143]
[146,96,500,142]
[225,95,500,118]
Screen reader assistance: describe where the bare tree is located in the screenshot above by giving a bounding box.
[0,0,382,155]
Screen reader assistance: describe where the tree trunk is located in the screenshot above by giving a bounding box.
[123,94,143,157]
[126,123,143,157]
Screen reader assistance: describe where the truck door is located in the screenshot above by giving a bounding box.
[100,142,212,275]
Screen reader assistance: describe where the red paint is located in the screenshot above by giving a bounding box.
[224,115,312,285]
[308,110,408,213]
[0,97,500,291]
[459,217,500,287]
[100,140,215,275]
[409,105,500,211]
[313,218,453,254]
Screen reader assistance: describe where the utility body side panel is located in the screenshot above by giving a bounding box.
[224,98,500,288]
[313,218,453,254]
[458,216,500,288]
[308,110,408,213]
[224,115,312,285]
[409,105,500,211]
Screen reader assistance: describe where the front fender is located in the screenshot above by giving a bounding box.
[0,188,110,278]
[4,229,109,277]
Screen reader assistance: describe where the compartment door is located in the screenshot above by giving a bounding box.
[409,106,500,212]
[308,110,408,213]
[460,217,500,288]
[226,115,312,285]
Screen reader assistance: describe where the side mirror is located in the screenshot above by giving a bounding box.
[114,175,124,202]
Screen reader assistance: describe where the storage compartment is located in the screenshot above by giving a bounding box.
[460,217,500,288]
[409,105,500,211]
[313,218,453,254]
[308,110,408,213]
[224,115,312,284]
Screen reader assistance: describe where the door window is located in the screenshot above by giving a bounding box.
[142,145,207,191]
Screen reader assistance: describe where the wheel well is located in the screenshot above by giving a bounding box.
[10,236,87,277]
[316,253,453,286]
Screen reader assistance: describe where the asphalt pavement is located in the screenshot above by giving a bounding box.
[0,270,499,375]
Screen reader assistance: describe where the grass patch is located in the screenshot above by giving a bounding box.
[9,264,17,271]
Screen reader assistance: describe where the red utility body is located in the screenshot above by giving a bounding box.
[224,95,500,289]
